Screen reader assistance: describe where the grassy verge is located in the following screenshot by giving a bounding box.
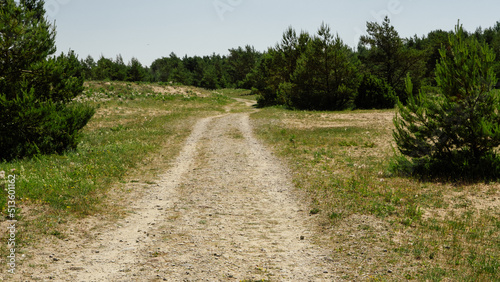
[216,88,256,100]
[251,107,500,281]
[0,81,231,270]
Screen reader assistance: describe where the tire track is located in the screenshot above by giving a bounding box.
[26,107,338,281]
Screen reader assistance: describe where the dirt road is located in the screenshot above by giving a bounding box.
[17,103,339,281]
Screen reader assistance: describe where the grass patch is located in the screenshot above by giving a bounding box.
[216,88,256,100]
[251,106,500,281]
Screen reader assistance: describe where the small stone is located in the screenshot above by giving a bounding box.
[388,269,393,273]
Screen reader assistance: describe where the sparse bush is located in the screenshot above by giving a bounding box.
[355,74,397,109]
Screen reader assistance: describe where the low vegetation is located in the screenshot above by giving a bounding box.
[1,2,499,280]
[1,81,498,280]
[0,81,231,266]
[251,106,499,281]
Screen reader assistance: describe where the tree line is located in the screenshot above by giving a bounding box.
[81,17,500,111]
[80,45,259,90]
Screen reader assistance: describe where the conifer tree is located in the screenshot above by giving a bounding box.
[288,23,360,110]
[393,23,500,179]
[126,57,145,82]
[360,16,425,103]
[0,0,94,161]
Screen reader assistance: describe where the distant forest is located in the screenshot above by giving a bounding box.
[80,17,500,110]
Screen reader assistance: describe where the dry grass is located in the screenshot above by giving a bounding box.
[1,84,498,280]
[0,81,231,276]
[251,107,500,281]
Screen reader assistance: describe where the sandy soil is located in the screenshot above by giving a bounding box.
[11,103,339,281]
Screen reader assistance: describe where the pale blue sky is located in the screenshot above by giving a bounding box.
[45,0,500,66]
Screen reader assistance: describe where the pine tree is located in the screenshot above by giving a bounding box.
[355,74,397,109]
[0,0,94,161]
[200,63,220,90]
[288,23,360,110]
[255,27,310,107]
[81,55,97,80]
[393,23,500,179]
[360,16,426,103]
[126,57,145,82]
[112,54,128,81]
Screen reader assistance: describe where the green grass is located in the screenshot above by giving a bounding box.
[1,85,498,280]
[0,81,231,266]
[251,106,500,281]
[216,88,257,100]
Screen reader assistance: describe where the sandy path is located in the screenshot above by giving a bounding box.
[16,105,338,281]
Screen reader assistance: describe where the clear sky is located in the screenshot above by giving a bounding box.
[45,0,500,67]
